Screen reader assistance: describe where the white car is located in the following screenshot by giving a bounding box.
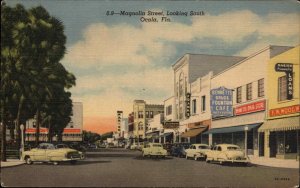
[205,144,249,165]
[185,144,210,160]
[130,143,138,150]
[142,143,167,158]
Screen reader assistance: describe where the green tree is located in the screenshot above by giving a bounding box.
[1,4,76,160]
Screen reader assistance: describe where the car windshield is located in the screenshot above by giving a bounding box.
[227,146,240,150]
[38,143,55,149]
[198,145,209,149]
[181,144,190,149]
[56,144,69,149]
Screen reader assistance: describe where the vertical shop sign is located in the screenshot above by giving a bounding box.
[210,87,233,118]
[185,93,191,118]
[275,63,293,100]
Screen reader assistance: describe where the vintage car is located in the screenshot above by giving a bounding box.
[205,144,249,165]
[22,143,85,165]
[170,143,191,157]
[130,143,138,150]
[142,143,168,158]
[185,144,210,160]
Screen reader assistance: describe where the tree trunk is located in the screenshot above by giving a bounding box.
[15,95,24,149]
[35,109,40,146]
[1,121,7,161]
[47,118,51,143]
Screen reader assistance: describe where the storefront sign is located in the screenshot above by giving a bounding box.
[269,104,300,117]
[275,63,293,100]
[235,100,266,116]
[163,121,179,129]
[185,93,191,118]
[210,87,233,118]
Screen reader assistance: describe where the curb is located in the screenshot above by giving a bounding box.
[250,162,299,169]
[1,161,25,168]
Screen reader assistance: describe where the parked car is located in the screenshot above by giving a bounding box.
[130,143,138,150]
[68,142,87,153]
[55,143,70,149]
[170,143,191,157]
[205,144,249,165]
[142,143,168,158]
[185,144,210,160]
[22,143,85,165]
[163,143,173,154]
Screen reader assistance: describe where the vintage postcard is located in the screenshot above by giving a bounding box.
[1,0,299,187]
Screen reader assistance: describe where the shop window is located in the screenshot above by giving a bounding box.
[201,96,206,112]
[236,87,242,103]
[246,83,252,100]
[258,79,264,97]
[192,99,197,114]
[285,131,297,153]
[276,131,285,154]
[146,111,149,118]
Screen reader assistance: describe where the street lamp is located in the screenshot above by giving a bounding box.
[244,126,249,157]
[20,124,24,160]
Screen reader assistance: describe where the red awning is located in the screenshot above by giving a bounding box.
[26,128,48,133]
[63,129,81,133]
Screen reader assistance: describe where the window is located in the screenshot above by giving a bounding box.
[138,111,143,118]
[258,79,264,97]
[278,75,287,101]
[146,111,149,118]
[246,83,252,100]
[166,105,172,115]
[149,111,154,118]
[201,96,206,112]
[236,87,242,103]
[192,99,197,114]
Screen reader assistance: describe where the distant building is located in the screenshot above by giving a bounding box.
[133,100,164,140]
[25,102,83,142]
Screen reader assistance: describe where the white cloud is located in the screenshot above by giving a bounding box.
[64,10,298,118]
[70,67,173,116]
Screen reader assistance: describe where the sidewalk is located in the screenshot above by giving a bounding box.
[0,159,25,168]
[248,155,299,169]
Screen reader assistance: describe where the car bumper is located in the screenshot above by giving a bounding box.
[224,159,249,163]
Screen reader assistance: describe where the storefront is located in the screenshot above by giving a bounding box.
[258,116,299,160]
[204,123,261,154]
[181,125,208,144]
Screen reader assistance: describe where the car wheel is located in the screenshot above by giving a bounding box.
[70,160,77,165]
[25,156,33,165]
[194,156,198,161]
[53,161,59,165]
[186,155,188,160]
[142,152,145,157]
[206,158,210,163]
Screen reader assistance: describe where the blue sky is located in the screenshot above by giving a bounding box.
[7,0,300,119]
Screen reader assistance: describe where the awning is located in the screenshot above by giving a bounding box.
[181,127,207,138]
[160,132,173,137]
[258,116,300,132]
[203,123,262,135]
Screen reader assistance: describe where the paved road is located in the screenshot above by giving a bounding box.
[1,148,299,187]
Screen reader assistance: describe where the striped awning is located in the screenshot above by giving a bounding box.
[181,127,207,138]
[258,116,300,132]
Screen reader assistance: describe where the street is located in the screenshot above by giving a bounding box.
[1,148,299,187]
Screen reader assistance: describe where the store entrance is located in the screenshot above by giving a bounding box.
[259,133,264,156]
[269,132,277,158]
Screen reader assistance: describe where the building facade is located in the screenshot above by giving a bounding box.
[25,102,83,142]
[258,46,299,160]
[172,54,245,143]
[133,100,164,140]
[206,46,292,157]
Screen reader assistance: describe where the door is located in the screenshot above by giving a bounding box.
[33,148,47,161]
[259,133,264,156]
[269,132,277,158]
